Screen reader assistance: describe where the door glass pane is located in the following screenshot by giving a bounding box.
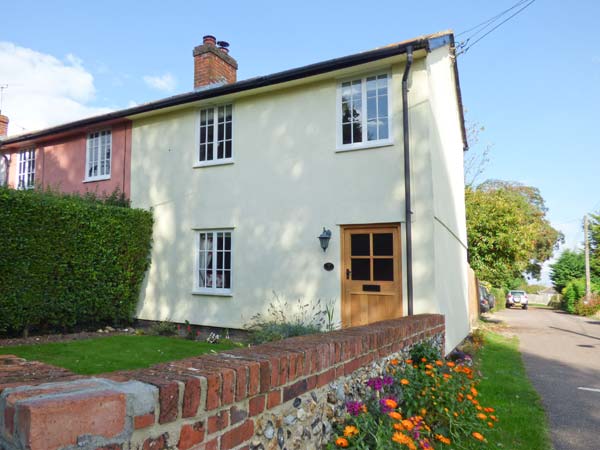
[351,259,370,280]
[373,233,393,256]
[351,234,370,256]
[374,258,394,281]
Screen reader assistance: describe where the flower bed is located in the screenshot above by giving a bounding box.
[328,344,497,449]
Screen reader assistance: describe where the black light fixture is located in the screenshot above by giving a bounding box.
[318,228,332,252]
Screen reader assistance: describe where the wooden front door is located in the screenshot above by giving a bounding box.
[341,224,402,327]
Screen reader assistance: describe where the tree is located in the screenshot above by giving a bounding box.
[589,213,600,278]
[463,121,493,188]
[549,250,585,293]
[466,180,561,288]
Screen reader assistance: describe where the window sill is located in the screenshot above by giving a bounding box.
[192,290,233,297]
[336,140,394,153]
[193,159,234,169]
[83,175,111,183]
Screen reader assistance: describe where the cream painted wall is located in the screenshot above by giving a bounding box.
[130,46,469,351]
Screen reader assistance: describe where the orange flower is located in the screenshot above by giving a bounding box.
[477,413,487,420]
[392,432,413,445]
[421,357,427,362]
[472,432,485,442]
[401,419,415,431]
[406,359,413,364]
[466,394,473,401]
[335,437,349,447]
[435,434,451,445]
[476,405,482,410]
[471,387,478,396]
[435,360,444,366]
[393,423,405,431]
[343,425,359,437]
[446,361,455,367]
[488,421,494,428]
[389,411,403,420]
[420,408,427,416]
[390,358,399,366]
[443,373,452,379]
[490,414,498,422]
[453,412,459,417]
[384,398,398,409]
[361,404,368,413]
[400,378,410,385]
[425,370,433,376]
[425,364,433,370]
[484,407,495,413]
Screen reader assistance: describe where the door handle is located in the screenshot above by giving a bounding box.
[346,269,351,279]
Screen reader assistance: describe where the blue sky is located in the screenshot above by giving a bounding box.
[2,0,598,282]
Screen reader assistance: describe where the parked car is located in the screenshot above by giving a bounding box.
[478,284,493,313]
[506,290,528,310]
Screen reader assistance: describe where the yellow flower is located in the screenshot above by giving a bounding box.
[389,411,403,420]
[335,437,349,447]
[343,425,359,437]
[400,378,410,385]
[472,432,485,442]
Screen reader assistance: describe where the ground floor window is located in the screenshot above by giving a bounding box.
[195,230,232,294]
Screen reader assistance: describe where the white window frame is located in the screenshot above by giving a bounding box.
[17,148,35,190]
[85,129,112,182]
[194,104,234,168]
[193,229,233,296]
[336,71,393,152]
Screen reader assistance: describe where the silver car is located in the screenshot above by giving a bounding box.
[506,290,528,310]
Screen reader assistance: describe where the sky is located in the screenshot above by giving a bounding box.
[1,0,598,284]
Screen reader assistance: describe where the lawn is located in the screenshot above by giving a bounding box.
[0,335,238,375]
[477,331,552,450]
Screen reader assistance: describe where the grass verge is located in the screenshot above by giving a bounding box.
[476,331,552,450]
[0,335,237,375]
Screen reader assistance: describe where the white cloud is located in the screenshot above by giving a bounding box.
[0,42,113,135]
[143,73,176,92]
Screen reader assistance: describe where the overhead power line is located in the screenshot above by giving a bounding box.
[456,0,537,56]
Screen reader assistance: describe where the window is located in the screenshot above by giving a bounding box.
[338,73,391,150]
[198,105,233,165]
[195,230,232,294]
[17,149,35,190]
[86,130,111,181]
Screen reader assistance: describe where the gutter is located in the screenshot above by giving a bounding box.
[402,46,414,316]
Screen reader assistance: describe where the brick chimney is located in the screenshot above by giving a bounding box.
[193,35,238,90]
[0,115,8,137]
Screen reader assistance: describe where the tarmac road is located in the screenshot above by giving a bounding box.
[492,307,600,450]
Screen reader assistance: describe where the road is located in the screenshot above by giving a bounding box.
[492,307,600,450]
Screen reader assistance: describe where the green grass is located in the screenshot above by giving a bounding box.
[477,332,553,450]
[0,335,238,375]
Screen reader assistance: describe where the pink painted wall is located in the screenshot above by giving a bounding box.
[5,121,131,198]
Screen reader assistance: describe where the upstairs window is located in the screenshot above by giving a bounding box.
[17,149,35,190]
[198,105,233,165]
[338,73,391,150]
[86,130,111,181]
[195,230,232,294]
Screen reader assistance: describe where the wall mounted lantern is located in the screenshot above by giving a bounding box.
[318,228,332,252]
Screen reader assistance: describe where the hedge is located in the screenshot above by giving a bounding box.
[0,187,153,336]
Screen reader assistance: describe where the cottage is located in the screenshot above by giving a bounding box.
[0,31,470,350]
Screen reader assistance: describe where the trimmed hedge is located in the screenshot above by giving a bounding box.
[0,187,153,336]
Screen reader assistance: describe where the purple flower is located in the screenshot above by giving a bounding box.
[346,400,365,416]
[383,375,394,386]
[366,377,384,391]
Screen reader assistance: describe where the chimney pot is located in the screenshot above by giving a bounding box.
[203,35,217,46]
[0,115,8,137]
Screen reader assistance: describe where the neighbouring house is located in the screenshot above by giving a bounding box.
[0,31,470,351]
[0,114,131,196]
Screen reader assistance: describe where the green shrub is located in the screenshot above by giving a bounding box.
[490,287,506,311]
[246,294,326,344]
[561,278,600,313]
[0,187,153,336]
[574,294,600,317]
[409,341,441,364]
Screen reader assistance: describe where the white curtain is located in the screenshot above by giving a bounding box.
[198,234,213,288]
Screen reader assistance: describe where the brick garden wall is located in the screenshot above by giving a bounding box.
[0,314,444,450]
